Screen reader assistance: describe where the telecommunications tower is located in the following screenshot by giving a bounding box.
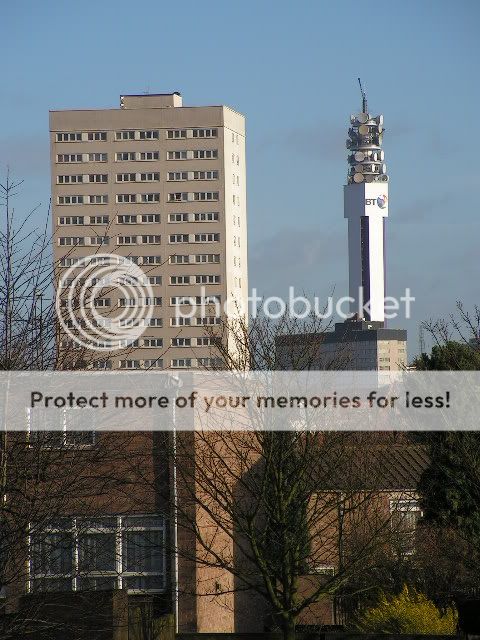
[344,79,389,323]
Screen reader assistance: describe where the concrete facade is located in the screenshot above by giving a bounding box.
[50,92,247,370]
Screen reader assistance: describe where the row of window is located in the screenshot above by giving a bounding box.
[167,192,219,202]
[171,357,223,368]
[56,149,219,163]
[60,275,163,287]
[55,129,218,143]
[170,275,220,285]
[167,171,218,181]
[58,193,222,205]
[58,254,220,267]
[58,174,108,184]
[61,295,220,308]
[58,233,221,246]
[69,336,217,349]
[119,357,222,370]
[57,212,219,225]
[57,153,108,163]
[62,273,220,286]
[168,233,220,244]
[58,215,109,225]
[63,318,163,329]
[61,336,164,349]
[62,316,221,329]
[28,515,165,594]
[117,235,161,245]
[58,195,109,205]
[58,236,109,246]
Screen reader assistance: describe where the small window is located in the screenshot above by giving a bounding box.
[115,131,135,141]
[167,130,187,139]
[87,131,107,141]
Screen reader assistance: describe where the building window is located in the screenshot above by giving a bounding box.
[171,317,191,326]
[143,337,163,348]
[141,256,162,265]
[59,237,85,246]
[169,255,190,264]
[118,236,137,245]
[117,215,137,224]
[89,236,109,246]
[139,173,160,182]
[93,298,111,307]
[117,173,136,182]
[198,357,222,368]
[192,149,218,159]
[143,359,164,369]
[172,337,191,347]
[87,132,107,141]
[115,131,135,141]
[57,175,83,184]
[195,275,220,284]
[167,151,187,160]
[169,234,189,244]
[87,195,108,204]
[192,128,217,138]
[57,154,83,164]
[196,316,221,325]
[141,193,160,203]
[117,194,137,204]
[167,130,187,139]
[193,192,219,201]
[171,359,192,368]
[193,171,218,180]
[88,215,109,225]
[141,214,160,223]
[119,360,141,369]
[139,130,159,140]
[141,235,161,245]
[193,212,219,222]
[139,151,160,161]
[167,192,188,202]
[116,152,136,161]
[88,153,108,162]
[195,254,220,263]
[58,195,84,206]
[56,132,82,142]
[87,174,108,183]
[170,276,190,285]
[168,213,188,223]
[390,499,422,556]
[58,216,84,225]
[144,318,163,327]
[193,233,219,243]
[143,297,162,307]
[167,172,188,182]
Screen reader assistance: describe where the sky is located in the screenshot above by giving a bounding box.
[1,0,479,357]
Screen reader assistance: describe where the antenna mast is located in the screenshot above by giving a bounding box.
[358,77,367,113]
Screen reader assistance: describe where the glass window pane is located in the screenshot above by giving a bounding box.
[78,533,116,572]
[122,531,163,573]
[31,533,72,575]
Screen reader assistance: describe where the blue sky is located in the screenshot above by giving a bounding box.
[1,0,479,356]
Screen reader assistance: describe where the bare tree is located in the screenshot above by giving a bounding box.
[134,311,424,639]
[0,174,172,639]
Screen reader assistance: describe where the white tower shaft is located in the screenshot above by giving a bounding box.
[344,183,388,321]
[344,86,389,323]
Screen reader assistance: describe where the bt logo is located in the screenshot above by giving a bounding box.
[365,195,388,209]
